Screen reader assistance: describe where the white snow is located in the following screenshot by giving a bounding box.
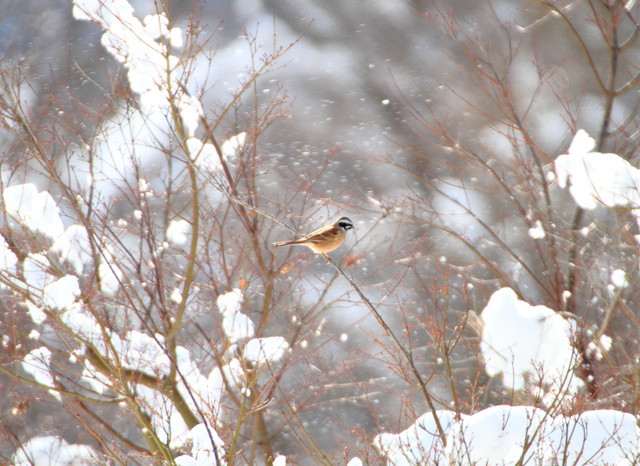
[217,289,255,342]
[59,307,105,353]
[21,252,57,297]
[170,287,183,303]
[189,423,225,462]
[11,435,97,465]
[2,184,65,239]
[374,410,459,465]
[221,357,245,388]
[551,410,640,464]
[115,331,171,377]
[216,288,243,314]
[446,405,550,463]
[24,301,47,325]
[555,129,640,210]
[67,0,201,212]
[243,337,289,366]
[51,225,91,274]
[178,94,204,138]
[0,234,18,279]
[143,13,169,40]
[167,219,192,246]
[22,347,59,400]
[169,27,183,48]
[221,132,247,159]
[175,423,225,465]
[376,405,640,464]
[528,219,546,239]
[42,275,81,311]
[375,279,633,464]
[610,269,628,288]
[480,288,582,396]
[187,133,244,173]
[587,335,613,361]
[187,137,222,172]
[222,312,255,343]
[98,249,123,295]
[81,360,112,395]
[137,177,152,195]
[135,384,190,446]
[273,455,287,466]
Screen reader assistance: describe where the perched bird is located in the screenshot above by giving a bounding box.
[274,217,354,254]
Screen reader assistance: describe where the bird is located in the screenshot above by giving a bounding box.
[273,217,354,254]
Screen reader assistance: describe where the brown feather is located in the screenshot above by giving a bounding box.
[273,217,353,253]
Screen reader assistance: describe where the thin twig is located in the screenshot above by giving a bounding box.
[321,254,447,444]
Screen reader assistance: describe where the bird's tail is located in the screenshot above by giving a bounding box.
[273,240,297,247]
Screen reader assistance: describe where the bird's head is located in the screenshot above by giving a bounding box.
[336,217,354,231]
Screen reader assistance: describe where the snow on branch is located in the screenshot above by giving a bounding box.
[22,347,59,400]
[480,287,583,399]
[3,183,65,239]
[376,405,640,464]
[71,0,200,137]
[555,129,640,210]
[11,435,97,465]
[217,288,255,343]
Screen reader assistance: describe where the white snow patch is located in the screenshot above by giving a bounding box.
[167,219,191,246]
[528,220,546,239]
[243,337,289,366]
[12,435,97,465]
[221,132,246,159]
[51,225,91,274]
[555,129,640,210]
[22,347,59,400]
[610,269,628,288]
[217,289,254,342]
[374,410,459,464]
[174,422,225,465]
[99,249,123,295]
[480,288,582,396]
[376,406,640,465]
[2,184,64,239]
[0,235,18,278]
[42,275,81,311]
